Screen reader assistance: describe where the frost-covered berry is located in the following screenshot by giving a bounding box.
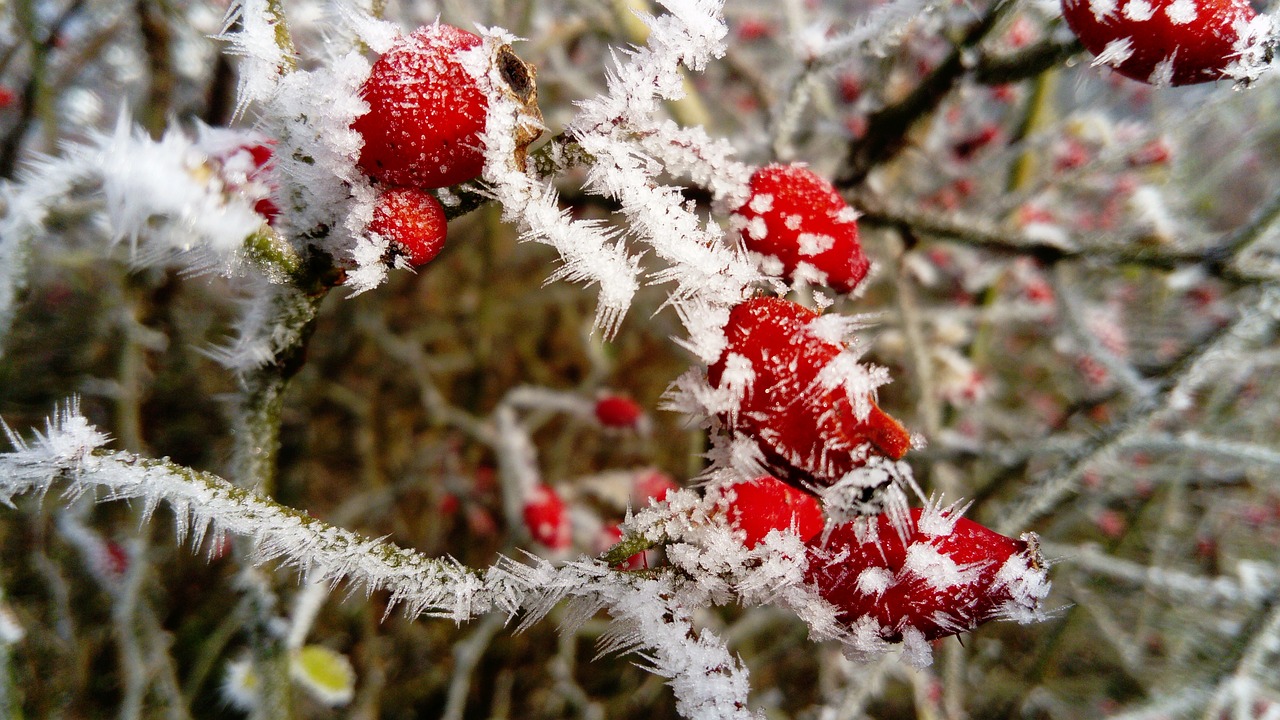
[369,187,447,266]
[1061,0,1276,86]
[721,476,825,548]
[732,164,870,294]
[707,297,912,492]
[806,506,1050,645]
[354,24,487,188]
[196,128,279,225]
[594,393,644,429]
[523,484,571,551]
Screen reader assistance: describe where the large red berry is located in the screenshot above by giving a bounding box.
[722,476,825,548]
[369,187,447,266]
[354,24,488,188]
[707,297,911,492]
[733,165,870,294]
[806,507,1050,643]
[1061,0,1272,85]
[523,484,571,551]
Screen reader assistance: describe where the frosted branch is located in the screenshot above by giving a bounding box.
[0,406,512,623]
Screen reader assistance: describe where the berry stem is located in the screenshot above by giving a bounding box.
[600,533,660,567]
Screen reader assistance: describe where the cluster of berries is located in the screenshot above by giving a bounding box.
[350,21,1050,649]
[710,160,1047,646]
[716,477,1048,646]
[352,24,494,267]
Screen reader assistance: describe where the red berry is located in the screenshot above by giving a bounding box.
[354,24,488,188]
[1061,0,1273,85]
[953,125,1000,160]
[722,476,825,548]
[733,165,870,294]
[594,393,644,429]
[632,470,678,506]
[806,507,1050,643]
[523,485,571,551]
[369,187,447,266]
[707,297,912,492]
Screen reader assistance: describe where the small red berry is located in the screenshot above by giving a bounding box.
[733,165,870,294]
[806,507,1050,643]
[632,470,678,506]
[737,17,776,41]
[523,485,571,551]
[722,476,825,548]
[1061,0,1273,85]
[369,187,447,266]
[594,393,644,429]
[354,24,487,188]
[707,297,912,492]
[953,125,1000,160]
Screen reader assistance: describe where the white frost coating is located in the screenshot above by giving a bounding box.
[834,206,860,224]
[1224,15,1278,85]
[746,216,768,240]
[2,406,780,720]
[1088,0,1119,20]
[85,114,265,259]
[804,0,941,66]
[1092,38,1135,68]
[797,233,835,256]
[806,313,876,346]
[565,0,761,358]
[902,543,982,591]
[619,488,845,647]
[987,539,1052,624]
[814,351,892,421]
[266,53,383,292]
[331,0,400,53]
[1164,0,1197,24]
[915,497,969,537]
[855,566,894,596]
[460,28,642,337]
[748,193,774,214]
[0,404,518,622]
[1149,52,1178,87]
[634,122,754,208]
[1122,0,1155,21]
[899,627,932,668]
[218,0,294,116]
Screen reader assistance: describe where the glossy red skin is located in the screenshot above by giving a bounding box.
[707,297,911,491]
[1061,0,1259,85]
[523,485,571,551]
[725,476,825,548]
[595,394,644,428]
[369,187,448,266]
[806,509,1029,641]
[354,24,487,188]
[734,165,870,294]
